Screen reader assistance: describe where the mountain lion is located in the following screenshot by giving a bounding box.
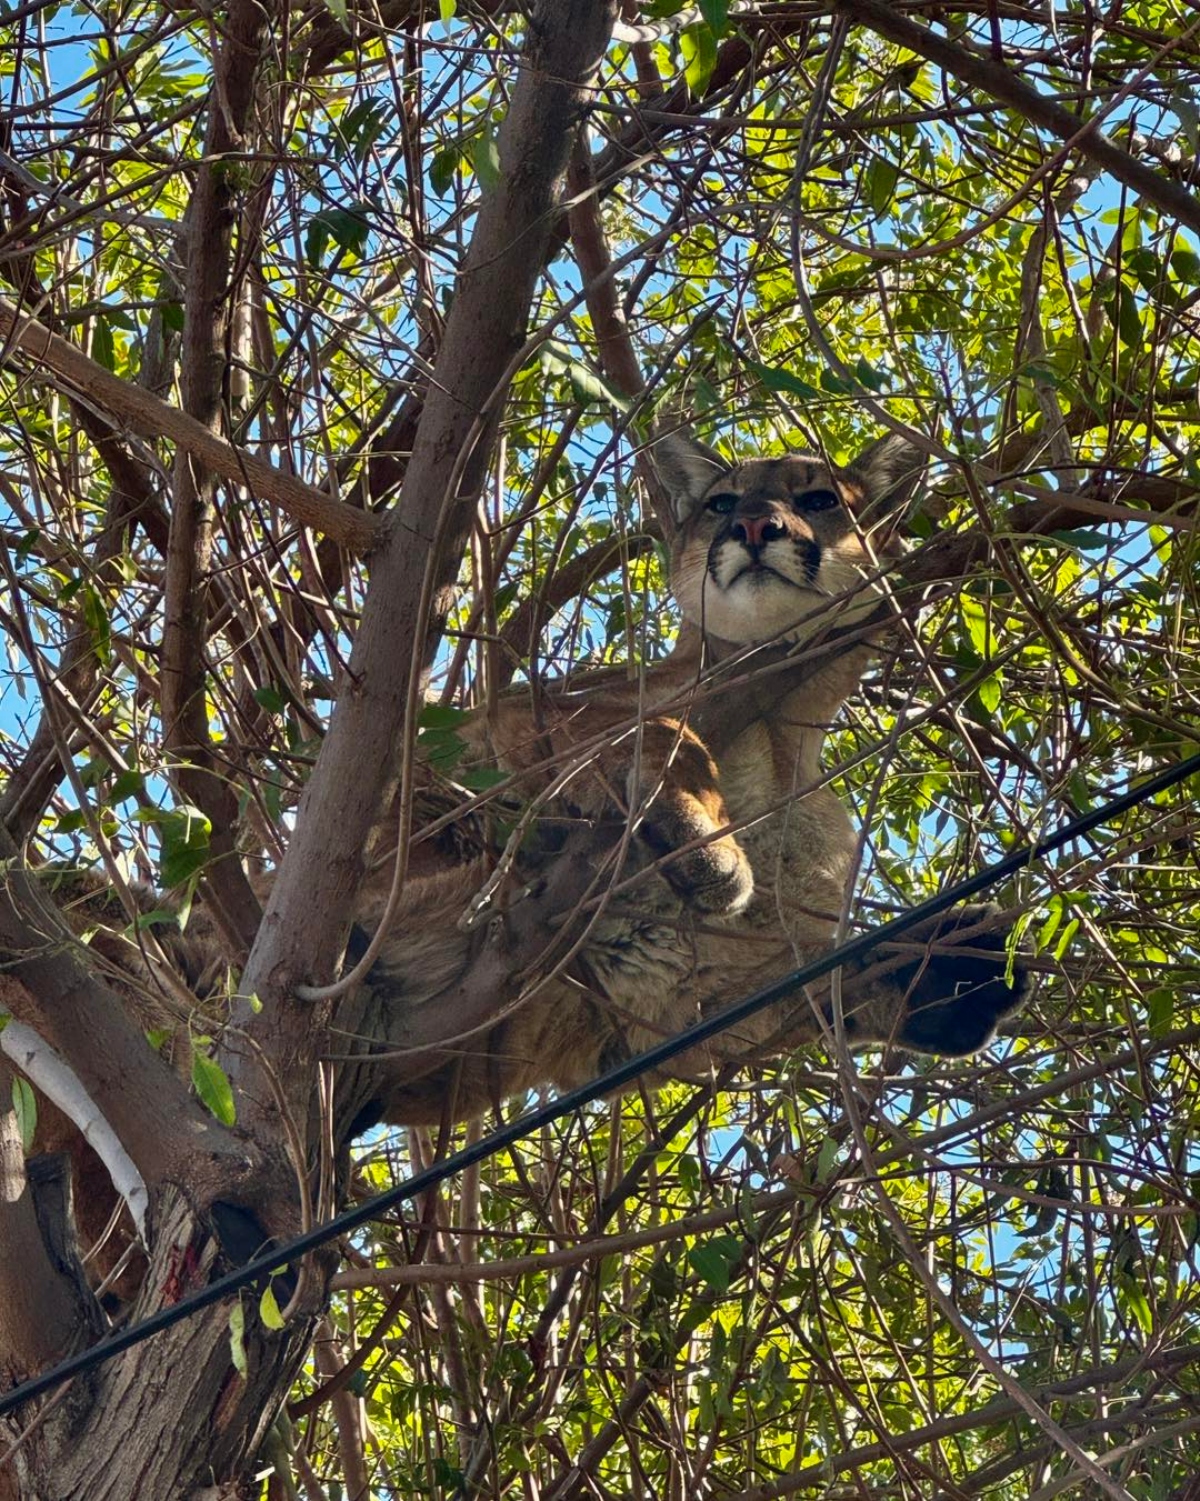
[345,424,1031,1123]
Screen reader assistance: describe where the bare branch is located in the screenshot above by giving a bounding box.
[0,1020,146,1238]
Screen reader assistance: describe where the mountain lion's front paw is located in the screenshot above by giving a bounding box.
[890,904,1032,1056]
[638,807,754,916]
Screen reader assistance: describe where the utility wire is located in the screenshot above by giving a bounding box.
[4,746,1200,1417]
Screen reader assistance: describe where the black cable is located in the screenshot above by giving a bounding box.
[4,746,1199,1417]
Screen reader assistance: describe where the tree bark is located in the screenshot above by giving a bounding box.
[230,0,619,1142]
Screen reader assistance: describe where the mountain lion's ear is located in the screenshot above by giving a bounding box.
[650,426,729,523]
[843,433,927,525]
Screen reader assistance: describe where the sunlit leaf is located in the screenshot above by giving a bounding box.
[193,1052,236,1126]
[473,128,501,191]
[688,1234,742,1292]
[679,23,717,96]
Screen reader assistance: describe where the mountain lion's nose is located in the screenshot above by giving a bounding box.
[731,514,785,548]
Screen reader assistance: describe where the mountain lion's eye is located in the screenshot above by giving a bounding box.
[706,493,738,515]
[797,488,840,512]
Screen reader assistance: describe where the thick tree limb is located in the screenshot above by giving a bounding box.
[0,837,257,1207]
[231,0,620,1136]
[567,139,646,406]
[0,1055,92,1385]
[0,296,383,554]
[162,0,277,958]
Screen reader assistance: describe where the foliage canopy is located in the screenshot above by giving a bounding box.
[0,1,1199,1497]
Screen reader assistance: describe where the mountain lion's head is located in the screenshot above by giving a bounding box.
[653,427,926,647]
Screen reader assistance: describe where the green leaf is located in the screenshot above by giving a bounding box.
[746,358,818,401]
[433,1458,466,1490]
[688,1234,742,1293]
[304,216,330,270]
[1053,917,1079,961]
[959,596,992,657]
[322,0,347,25]
[336,98,388,165]
[418,729,466,771]
[1109,283,1142,346]
[430,145,460,195]
[819,368,855,395]
[438,0,456,19]
[457,766,509,791]
[1126,247,1161,295]
[1171,246,1200,283]
[111,768,145,802]
[81,583,111,666]
[571,362,624,408]
[133,908,182,932]
[854,356,889,392]
[259,1282,285,1330]
[92,318,115,372]
[99,306,137,331]
[473,128,501,191]
[158,804,212,888]
[418,704,470,730]
[865,157,899,217]
[1049,528,1109,551]
[1038,897,1062,950]
[492,580,519,615]
[1119,1277,1153,1336]
[254,685,287,714]
[12,1075,36,1153]
[326,205,372,255]
[697,0,728,32]
[679,24,717,97]
[193,1051,237,1126]
[1147,988,1173,1036]
[305,204,371,269]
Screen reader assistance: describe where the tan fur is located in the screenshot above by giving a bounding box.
[352,430,1028,1123]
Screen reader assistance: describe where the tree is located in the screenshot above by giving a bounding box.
[0,0,1198,1496]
